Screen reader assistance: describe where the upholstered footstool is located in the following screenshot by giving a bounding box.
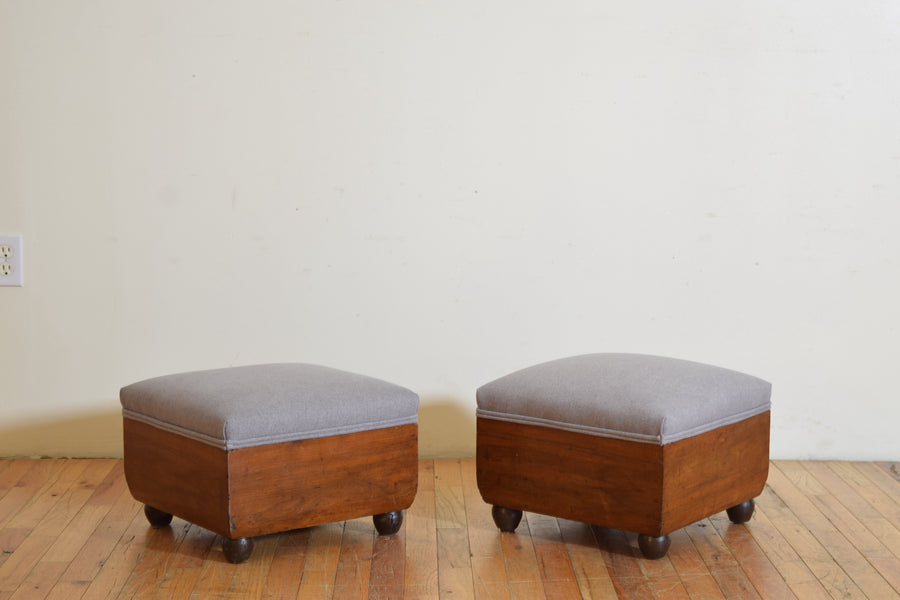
[476,353,771,559]
[120,363,419,563]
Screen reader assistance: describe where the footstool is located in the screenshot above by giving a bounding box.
[120,363,419,563]
[476,353,771,559]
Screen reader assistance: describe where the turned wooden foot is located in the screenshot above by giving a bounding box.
[491,505,523,533]
[638,534,671,559]
[727,499,755,524]
[222,537,254,563]
[143,505,173,528]
[373,511,404,535]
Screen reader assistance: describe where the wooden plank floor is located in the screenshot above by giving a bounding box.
[1,459,899,599]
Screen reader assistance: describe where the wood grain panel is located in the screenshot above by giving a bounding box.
[476,418,663,535]
[122,418,230,536]
[661,411,770,533]
[477,412,769,537]
[227,424,418,538]
[124,419,417,540]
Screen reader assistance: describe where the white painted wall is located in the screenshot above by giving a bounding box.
[2,0,899,459]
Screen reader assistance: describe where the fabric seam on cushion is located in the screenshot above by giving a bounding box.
[476,402,771,445]
[122,409,418,450]
[662,403,770,443]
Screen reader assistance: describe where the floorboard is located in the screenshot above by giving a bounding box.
[0,459,898,599]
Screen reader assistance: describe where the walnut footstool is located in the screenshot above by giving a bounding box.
[120,363,419,563]
[476,353,771,559]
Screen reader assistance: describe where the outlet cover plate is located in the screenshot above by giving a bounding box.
[0,234,23,287]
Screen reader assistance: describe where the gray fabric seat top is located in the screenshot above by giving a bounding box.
[476,353,771,445]
[120,363,419,450]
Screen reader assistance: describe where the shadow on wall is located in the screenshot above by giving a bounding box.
[0,411,124,458]
[0,399,476,459]
[417,396,476,459]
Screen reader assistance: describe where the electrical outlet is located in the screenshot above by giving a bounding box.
[0,234,23,287]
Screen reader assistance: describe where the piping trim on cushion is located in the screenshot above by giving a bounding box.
[476,402,770,445]
[123,408,418,451]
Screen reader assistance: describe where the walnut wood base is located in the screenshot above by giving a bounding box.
[125,418,418,563]
[477,412,769,559]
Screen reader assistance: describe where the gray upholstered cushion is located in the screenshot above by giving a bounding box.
[476,353,771,445]
[120,363,419,450]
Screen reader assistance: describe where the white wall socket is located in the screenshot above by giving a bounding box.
[0,234,24,287]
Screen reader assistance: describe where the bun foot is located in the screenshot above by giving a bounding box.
[638,534,671,559]
[727,499,755,524]
[143,505,173,528]
[491,505,523,533]
[373,511,404,535]
[222,537,254,564]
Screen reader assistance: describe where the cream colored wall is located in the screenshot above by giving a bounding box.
[2,1,899,459]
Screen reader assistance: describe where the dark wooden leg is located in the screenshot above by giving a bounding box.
[373,511,404,535]
[143,505,173,528]
[726,499,755,524]
[491,505,523,533]
[638,533,671,559]
[222,537,254,564]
